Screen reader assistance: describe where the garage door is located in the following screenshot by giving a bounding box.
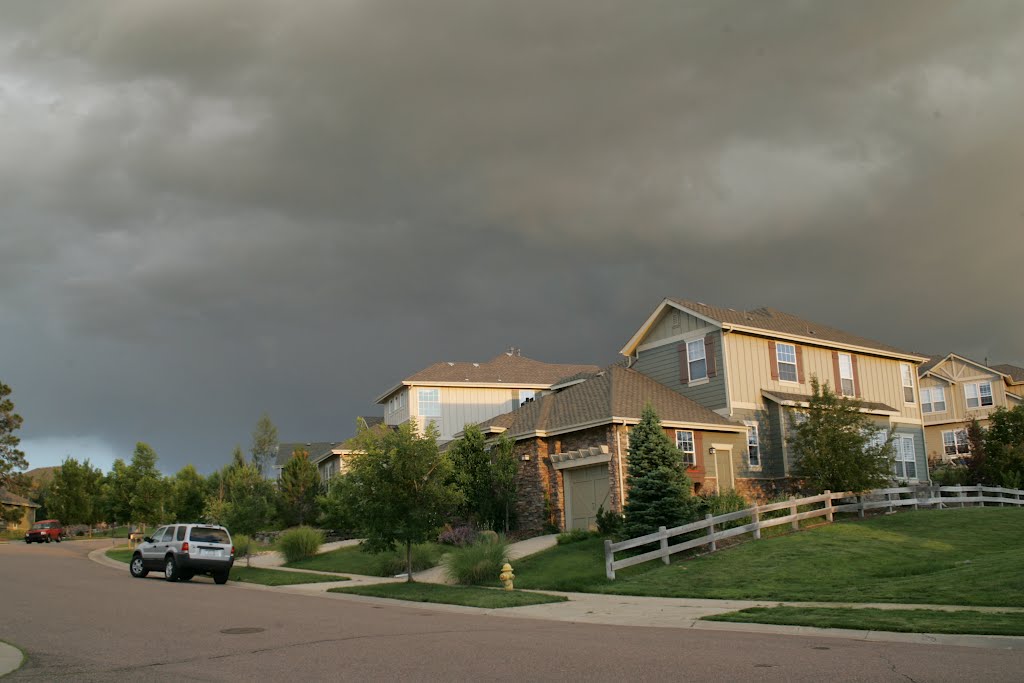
[565,465,611,531]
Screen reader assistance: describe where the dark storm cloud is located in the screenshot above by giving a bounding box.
[1,1,1022,472]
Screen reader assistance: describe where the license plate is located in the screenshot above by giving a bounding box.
[201,549,219,557]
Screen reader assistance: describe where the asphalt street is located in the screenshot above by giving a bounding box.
[1,539,1021,682]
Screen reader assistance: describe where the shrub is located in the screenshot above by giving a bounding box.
[556,528,592,545]
[595,505,624,537]
[438,525,478,547]
[477,529,499,545]
[277,526,324,563]
[695,489,751,529]
[443,537,510,585]
[372,543,445,577]
[233,534,253,567]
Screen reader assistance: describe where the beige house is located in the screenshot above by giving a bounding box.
[620,299,931,496]
[919,355,1023,462]
[375,351,600,444]
[1,488,40,532]
[309,417,391,485]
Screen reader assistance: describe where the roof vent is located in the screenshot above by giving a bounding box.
[696,302,706,307]
[447,362,455,366]
[473,363,479,367]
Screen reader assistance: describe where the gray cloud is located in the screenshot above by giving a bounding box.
[1,1,1022,472]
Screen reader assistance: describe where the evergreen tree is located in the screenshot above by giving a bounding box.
[276,448,321,526]
[250,413,278,476]
[791,377,892,492]
[447,426,518,532]
[0,380,27,492]
[622,404,695,539]
[127,442,167,526]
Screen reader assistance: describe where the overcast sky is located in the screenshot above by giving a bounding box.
[2,1,1022,475]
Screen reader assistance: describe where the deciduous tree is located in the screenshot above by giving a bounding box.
[448,425,518,532]
[48,457,104,529]
[250,413,278,477]
[170,464,208,522]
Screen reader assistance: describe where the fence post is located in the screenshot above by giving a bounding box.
[604,539,615,580]
[659,526,670,565]
[978,483,985,508]
[936,485,945,510]
[857,494,865,519]
[824,490,834,523]
[789,496,799,531]
[886,492,894,514]
[752,505,761,540]
[705,514,717,552]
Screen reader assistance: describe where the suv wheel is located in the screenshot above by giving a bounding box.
[213,571,229,585]
[130,555,149,578]
[179,571,194,582]
[55,535,61,543]
[164,555,180,582]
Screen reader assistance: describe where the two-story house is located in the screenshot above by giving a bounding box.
[620,299,931,498]
[919,355,1024,462]
[375,350,600,443]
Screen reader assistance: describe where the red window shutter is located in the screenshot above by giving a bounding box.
[705,334,717,378]
[832,351,842,393]
[796,345,805,383]
[852,355,861,397]
[678,343,689,383]
[769,341,779,380]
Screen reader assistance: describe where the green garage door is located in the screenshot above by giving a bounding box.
[565,465,611,531]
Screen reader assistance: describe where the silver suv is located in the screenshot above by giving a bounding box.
[129,523,235,584]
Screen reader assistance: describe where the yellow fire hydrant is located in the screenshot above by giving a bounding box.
[499,563,515,591]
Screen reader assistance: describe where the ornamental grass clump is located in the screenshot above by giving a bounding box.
[233,533,253,567]
[443,536,510,586]
[278,526,324,563]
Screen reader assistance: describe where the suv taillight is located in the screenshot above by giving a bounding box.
[181,542,189,553]
[230,546,235,556]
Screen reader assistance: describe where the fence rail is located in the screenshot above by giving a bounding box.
[604,484,1024,579]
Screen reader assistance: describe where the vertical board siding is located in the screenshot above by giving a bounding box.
[644,307,710,345]
[726,333,923,421]
[436,386,521,441]
[634,331,727,410]
[731,407,785,479]
[383,388,410,427]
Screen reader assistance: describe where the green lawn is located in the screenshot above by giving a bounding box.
[515,509,1024,606]
[229,566,348,586]
[704,606,1024,636]
[107,547,134,563]
[287,543,446,576]
[330,582,567,608]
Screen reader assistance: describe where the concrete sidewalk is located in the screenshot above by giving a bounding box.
[0,640,25,678]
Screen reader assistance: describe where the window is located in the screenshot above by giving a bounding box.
[418,388,441,417]
[746,424,760,468]
[176,526,186,541]
[687,339,707,382]
[964,382,993,409]
[901,364,915,404]
[866,428,888,452]
[838,353,855,396]
[189,527,230,543]
[921,386,946,413]
[776,342,798,382]
[892,435,917,480]
[389,392,406,414]
[519,389,536,405]
[943,430,970,456]
[675,430,696,466]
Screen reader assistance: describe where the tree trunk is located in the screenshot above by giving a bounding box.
[406,539,413,582]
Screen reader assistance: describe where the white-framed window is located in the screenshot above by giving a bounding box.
[687,339,707,382]
[892,434,917,480]
[418,388,441,417]
[746,424,760,468]
[519,389,536,406]
[964,382,993,409]
[776,342,798,382]
[901,364,915,404]
[866,428,888,452]
[675,430,696,466]
[942,430,970,457]
[838,353,855,396]
[920,386,946,413]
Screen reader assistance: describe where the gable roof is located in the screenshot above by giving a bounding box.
[622,298,927,362]
[991,364,1024,384]
[376,353,601,402]
[273,442,344,469]
[918,353,1009,381]
[1,488,40,508]
[473,365,744,440]
[761,389,898,415]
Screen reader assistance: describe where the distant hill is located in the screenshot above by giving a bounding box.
[24,466,60,488]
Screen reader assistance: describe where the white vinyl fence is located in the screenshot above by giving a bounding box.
[604,484,1024,580]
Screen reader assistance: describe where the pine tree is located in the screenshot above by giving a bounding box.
[250,413,278,476]
[277,448,321,526]
[622,404,694,539]
[0,381,27,492]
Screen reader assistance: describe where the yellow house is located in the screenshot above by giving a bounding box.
[919,354,1023,462]
[1,488,40,532]
[621,299,931,498]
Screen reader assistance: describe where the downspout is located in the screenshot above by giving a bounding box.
[721,327,733,417]
[615,420,626,512]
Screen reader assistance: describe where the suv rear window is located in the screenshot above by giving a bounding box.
[189,527,230,543]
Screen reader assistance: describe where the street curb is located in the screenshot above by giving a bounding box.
[84,544,1024,650]
[0,640,26,678]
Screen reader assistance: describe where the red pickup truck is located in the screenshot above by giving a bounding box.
[25,520,64,543]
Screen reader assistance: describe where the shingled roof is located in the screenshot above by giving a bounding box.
[473,365,743,439]
[406,353,600,385]
[991,364,1024,384]
[273,442,344,468]
[1,488,40,508]
[665,299,919,358]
